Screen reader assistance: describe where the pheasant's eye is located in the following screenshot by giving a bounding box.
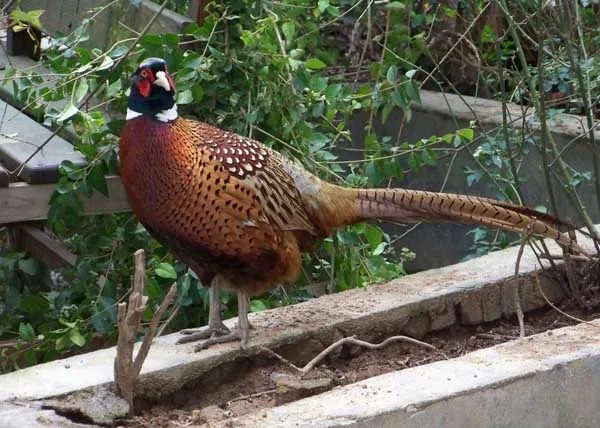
[140,69,149,78]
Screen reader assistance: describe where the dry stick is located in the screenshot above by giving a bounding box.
[114,249,177,416]
[533,272,600,329]
[226,389,277,406]
[513,223,536,338]
[260,335,436,376]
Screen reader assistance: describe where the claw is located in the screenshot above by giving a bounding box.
[193,330,242,352]
[176,325,231,345]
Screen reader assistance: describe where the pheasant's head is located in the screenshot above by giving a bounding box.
[127,57,177,122]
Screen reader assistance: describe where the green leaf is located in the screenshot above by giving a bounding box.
[391,87,407,107]
[306,58,327,70]
[181,53,203,69]
[373,242,387,256]
[69,328,86,347]
[19,322,35,341]
[386,65,397,84]
[405,80,421,103]
[421,148,437,166]
[386,1,406,9]
[458,128,474,141]
[156,262,177,280]
[74,79,89,104]
[317,0,330,12]
[18,258,40,276]
[10,8,44,30]
[96,55,114,71]
[177,89,193,104]
[250,299,268,312]
[87,163,108,197]
[282,22,295,42]
[56,103,79,122]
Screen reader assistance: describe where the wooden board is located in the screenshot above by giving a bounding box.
[0,101,86,184]
[0,137,86,185]
[121,0,193,35]
[0,175,131,225]
[14,0,113,50]
[0,163,7,187]
[12,225,77,268]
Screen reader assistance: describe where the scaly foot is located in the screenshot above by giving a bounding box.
[193,329,242,352]
[176,321,231,345]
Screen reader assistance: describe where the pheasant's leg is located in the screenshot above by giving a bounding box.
[192,290,251,352]
[177,276,230,344]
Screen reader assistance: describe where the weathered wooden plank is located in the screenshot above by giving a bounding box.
[0,137,86,185]
[0,175,131,225]
[0,100,86,184]
[12,224,77,268]
[0,164,8,187]
[14,0,113,50]
[120,0,193,35]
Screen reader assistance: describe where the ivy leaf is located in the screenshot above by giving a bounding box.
[372,242,387,256]
[19,322,35,341]
[405,80,421,103]
[69,328,86,347]
[386,1,406,9]
[18,258,40,276]
[250,299,268,312]
[317,0,330,12]
[282,22,295,42]
[386,65,397,84]
[177,89,193,105]
[156,262,177,280]
[56,103,79,122]
[306,58,327,70]
[421,148,437,166]
[74,79,89,104]
[96,56,114,71]
[458,128,474,141]
[391,87,407,107]
[87,163,108,197]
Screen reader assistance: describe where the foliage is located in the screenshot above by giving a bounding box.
[9,0,595,371]
[9,7,44,31]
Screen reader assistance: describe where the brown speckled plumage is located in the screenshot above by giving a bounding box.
[120,58,587,351]
[120,116,586,294]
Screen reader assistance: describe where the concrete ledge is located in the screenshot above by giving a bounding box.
[226,319,600,428]
[0,234,591,408]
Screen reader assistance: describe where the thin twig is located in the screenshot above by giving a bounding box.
[226,389,277,406]
[260,335,436,376]
[534,272,600,329]
[513,223,536,338]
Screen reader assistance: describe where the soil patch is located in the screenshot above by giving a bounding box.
[125,301,600,428]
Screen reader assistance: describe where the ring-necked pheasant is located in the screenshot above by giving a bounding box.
[119,57,587,351]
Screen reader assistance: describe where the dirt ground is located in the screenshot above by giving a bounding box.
[124,301,600,428]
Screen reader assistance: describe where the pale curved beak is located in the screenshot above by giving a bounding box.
[154,71,172,92]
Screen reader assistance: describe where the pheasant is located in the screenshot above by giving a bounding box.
[119,57,587,351]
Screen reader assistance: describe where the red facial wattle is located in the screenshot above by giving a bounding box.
[137,79,151,98]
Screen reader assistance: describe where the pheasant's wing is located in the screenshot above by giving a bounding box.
[185,119,320,236]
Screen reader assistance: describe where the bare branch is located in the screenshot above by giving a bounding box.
[260,334,437,376]
[114,249,177,416]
